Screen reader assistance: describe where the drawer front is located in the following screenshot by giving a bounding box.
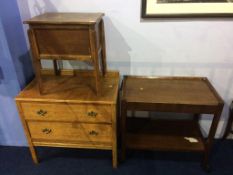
[21,102,112,123]
[28,121,112,143]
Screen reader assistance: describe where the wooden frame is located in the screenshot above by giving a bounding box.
[141,0,233,18]
[15,70,119,168]
[25,13,107,96]
[120,75,224,171]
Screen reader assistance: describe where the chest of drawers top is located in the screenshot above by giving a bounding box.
[15,71,119,104]
[24,12,104,25]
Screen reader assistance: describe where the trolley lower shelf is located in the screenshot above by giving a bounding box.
[126,118,205,152]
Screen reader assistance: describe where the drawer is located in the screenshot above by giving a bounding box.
[21,102,112,123]
[28,121,112,143]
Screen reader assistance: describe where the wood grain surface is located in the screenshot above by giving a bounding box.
[16,70,119,104]
[22,102,112,123]
[15,70,119,168]
[122,76,223,106]
[24,13,104,25]
[28,121,112,143]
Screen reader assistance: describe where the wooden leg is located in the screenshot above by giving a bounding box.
[193,114,200,122]
[29,145,39,164]
[112,145,117,168]
[132,111,135,118]
[202,109,222,171]
[53,60,59,76]
[121,100,127,161]
[222,117,233,139]
[16,102,39,164]
[34,59,43,94]
[223,103,233,139]
[93,62,101,96]
[28,29,43,94]
[193,113,211,172]
[100,19,107,77]
[90,27,101,96]
[111,105,118,168]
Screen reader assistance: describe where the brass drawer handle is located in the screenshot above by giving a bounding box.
[42,128,52,134]
[37,109,47,116]
[89,130,98,136]
[87,111,98,117]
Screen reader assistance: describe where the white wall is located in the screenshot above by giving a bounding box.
[17,0,233,138]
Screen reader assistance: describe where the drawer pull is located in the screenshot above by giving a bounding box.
[89,130,98,136]
[37,109,47,116]
[87,111,98,117]
[42,128,52,134]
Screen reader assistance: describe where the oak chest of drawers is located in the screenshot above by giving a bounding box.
[15,70,119,168]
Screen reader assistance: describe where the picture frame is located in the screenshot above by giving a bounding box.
[141,0,233,18]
